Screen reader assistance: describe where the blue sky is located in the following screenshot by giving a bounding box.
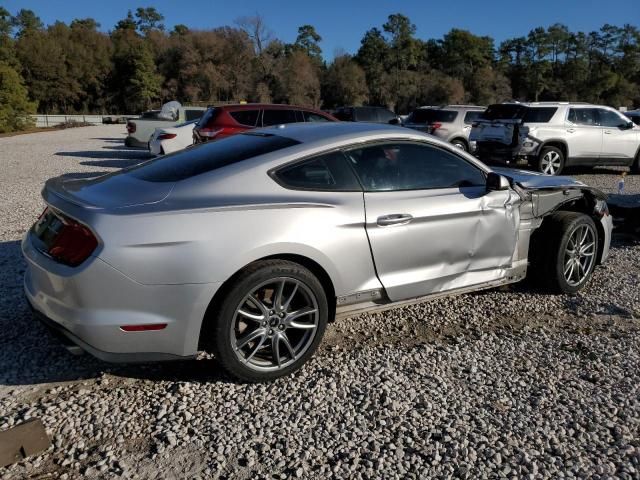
[5,0,640,58]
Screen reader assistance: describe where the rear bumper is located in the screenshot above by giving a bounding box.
[476,142,537,166]
[22,233,220,362]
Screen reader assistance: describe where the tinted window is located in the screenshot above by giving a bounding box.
[627,113,640,126]
[197,108,220,127]
[464,111,484,124]
[185,109,204,121]
[344,143,485,191]
[355,108,377,122]
[262,109,299,126]
[481,104,526,120]
[568,108,598,126]
[376,108,397,123]
[127,133,300,182]
[303,111,330,122]
[598,109,628,128]
[230,109,260,126]
[522,107,557,123]
[408,109,458,124]
[275,151,360,191]
[333,108,353,121]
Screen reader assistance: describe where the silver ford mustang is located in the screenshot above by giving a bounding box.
[23,122,613,381]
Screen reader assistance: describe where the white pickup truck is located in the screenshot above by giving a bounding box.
[125,102,206,148]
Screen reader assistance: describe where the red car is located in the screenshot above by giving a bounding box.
[193,104,338,143]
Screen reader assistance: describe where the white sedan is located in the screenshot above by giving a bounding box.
[148,120,198,156]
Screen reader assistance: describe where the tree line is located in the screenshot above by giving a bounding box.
[0,7,639,132]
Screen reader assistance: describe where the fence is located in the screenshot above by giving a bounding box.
[31,114,132,128]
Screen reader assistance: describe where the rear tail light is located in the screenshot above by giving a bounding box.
[197,127,223,139]
[431,122,442,131]
[126,122,136,133]
[41,209,98,266]
[158,133,177,140]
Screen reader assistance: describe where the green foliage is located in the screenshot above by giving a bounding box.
[0,62,36,132]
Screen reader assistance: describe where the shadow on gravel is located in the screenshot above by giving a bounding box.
[56,171,111,180]
[90,138,125,143]
[55,150,151,161]
[79,159,147,169]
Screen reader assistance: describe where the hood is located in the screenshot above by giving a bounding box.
[44,172,174,209]
[491,167,586,190]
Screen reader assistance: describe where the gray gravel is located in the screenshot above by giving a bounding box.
[1,126,639,479]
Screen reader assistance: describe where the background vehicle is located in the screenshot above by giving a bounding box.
[148,120,198,156]
[332,106,400,124]
[126,103,206,148]
[24,123,611,382]
[193,104,337,143]
[625,110,640,126]
[403,106,485,151]
[471,102,640,175]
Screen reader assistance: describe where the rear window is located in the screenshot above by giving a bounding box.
[275,151,360,191]
[127,133,300,182]
[481,104,526,120]
[230,109,260,126]
[196,108,220,127]
[408,109,458,124]
[185,109,204,121]
[355,108,378,122]
[333,109,353,121]
[463,111,484,124]
[522,107,557,123]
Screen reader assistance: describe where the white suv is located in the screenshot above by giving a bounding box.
[470,102,640,175]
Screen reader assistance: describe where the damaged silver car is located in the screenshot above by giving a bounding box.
[23,122,612,382]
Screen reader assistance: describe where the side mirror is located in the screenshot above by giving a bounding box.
[621,121,634,130]
[486,172,510,191]
[388,118,401,125]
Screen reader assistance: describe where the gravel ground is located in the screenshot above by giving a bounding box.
[0,126,639,479]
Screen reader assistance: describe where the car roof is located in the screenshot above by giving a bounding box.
[211,103,329,114]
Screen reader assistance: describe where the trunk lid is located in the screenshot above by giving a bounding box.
[44,172,174,210]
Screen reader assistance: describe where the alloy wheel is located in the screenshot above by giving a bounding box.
[541,151,562,175]
[563,224,596,287]
[230,277,319,372]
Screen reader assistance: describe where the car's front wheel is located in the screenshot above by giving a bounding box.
[537,146,565,175]
[451,139,468,152]
[529,212,598,294]
[209,260,328,382]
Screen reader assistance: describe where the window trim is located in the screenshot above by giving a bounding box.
[268,148,364,193]
[341,139,488,193]
[566,107,601,128]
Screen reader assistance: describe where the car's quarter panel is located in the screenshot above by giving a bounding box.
[363,187,520,302]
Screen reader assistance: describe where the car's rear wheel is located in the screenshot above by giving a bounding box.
[537,146,565,175]
[451,139,468,152]
[528,212,598,294]
[631,152,640,174]
[209,260,328,382]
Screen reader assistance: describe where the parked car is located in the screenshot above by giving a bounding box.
[24,122,612,382]
[471,102,640,175]
[403,106,485,152]
[126,104,206,148]
[148,120,198,156]
[193,104,337,143]
[332,106,400,124]
[625,110,640,126]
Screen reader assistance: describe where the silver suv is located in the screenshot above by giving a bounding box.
[471,102,640,175]
[403,105,485,152]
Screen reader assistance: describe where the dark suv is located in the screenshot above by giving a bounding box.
[332,106,399,124]
[193,104,337,143]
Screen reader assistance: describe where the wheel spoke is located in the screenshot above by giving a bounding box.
[244,334,267,363]
[282,282,299,311]
[289,321,317,330]
[236,328,266,350]
[237,309,265,322]
[274,279,285,310]
[272,334,281,367]
[280,333,296,360]
[286,307,318,323]
[566,262,575,281]
[247,296,269,317]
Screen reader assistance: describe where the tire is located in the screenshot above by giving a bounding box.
[631,152,640,174]
[528,212,598,294]
[208,260,328,382]
[537,146,565,175]
[451,139,468,152]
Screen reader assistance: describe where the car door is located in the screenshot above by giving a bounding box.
[343,141,520,302]
[565,108,602,165]
[597,108,639,164]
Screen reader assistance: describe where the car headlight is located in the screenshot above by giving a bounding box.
[594,200,610,217]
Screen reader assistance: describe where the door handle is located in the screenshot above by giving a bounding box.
[377,214,413,226]
[604,130,612,134]
[566,128,576,133]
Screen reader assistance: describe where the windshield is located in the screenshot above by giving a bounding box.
[126,133,300,182]
[408,109,458,124]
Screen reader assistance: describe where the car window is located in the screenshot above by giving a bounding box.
[185,109,204,121]
[522,107,557,123]
[597,109,628,128]
[344,142,486,192]
[333,108,353,121]
[463,111,484,124]
[262,109,299,126]
[197,108,220,127]
[376,109,397,123]
[126,133,300,182]
[568,108,598,126]
[480,104,525,120]
[408,109,458,124]
[303,111,330,122]
[629,114,640,126]
[275,151,360,191]
[355,108,377,122]
[230,109,260,127]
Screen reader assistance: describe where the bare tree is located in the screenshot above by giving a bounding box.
[235,14,272,56]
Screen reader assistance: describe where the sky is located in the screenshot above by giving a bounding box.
[5,0,640,58]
